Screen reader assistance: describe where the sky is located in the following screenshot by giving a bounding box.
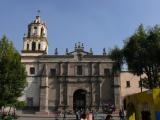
[0,0,160,54]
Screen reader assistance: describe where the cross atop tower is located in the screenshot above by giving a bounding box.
[37,10,41,16]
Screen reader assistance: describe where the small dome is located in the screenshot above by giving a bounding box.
[28,16,46,27]
[33,16,41,23]
[30,16,43,25]
[26,15,47,38]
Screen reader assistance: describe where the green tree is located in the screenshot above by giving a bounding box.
[0,35,27,108]
[123,25,160,89]
[110,24,160,89]
[123,24,147,75]
[108,46,123,72]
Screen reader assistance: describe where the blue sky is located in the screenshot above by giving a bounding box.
[0,0,160,54]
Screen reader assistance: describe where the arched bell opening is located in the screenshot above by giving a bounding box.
[32,42,36,51]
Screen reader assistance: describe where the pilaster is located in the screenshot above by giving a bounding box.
[113,72,121,109]
[39,64,49,113]
[59,83,65,106]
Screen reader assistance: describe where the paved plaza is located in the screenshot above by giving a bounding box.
[17,113,120,120]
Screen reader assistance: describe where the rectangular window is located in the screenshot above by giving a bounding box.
[30,67,35,74]
[77,65,82,75]
[104,68,110,76]
[50,69,56,77]
[27,97,33,107]
[126,81,130,87]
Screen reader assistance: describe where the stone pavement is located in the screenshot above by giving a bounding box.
[18,116,120,120]
[16,110,121,120]
[17,113,120,120]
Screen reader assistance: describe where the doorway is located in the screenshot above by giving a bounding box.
[141,111,151,120]
[27,97,33,107]
[73,89,87,111]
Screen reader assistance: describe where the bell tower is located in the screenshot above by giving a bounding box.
[22,15,48,56]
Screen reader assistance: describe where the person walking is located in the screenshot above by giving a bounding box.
[119,109,125,120]
[87,112,93,120]
[80,113,87,120]
[105,114,112,120]
[76,110,81,120]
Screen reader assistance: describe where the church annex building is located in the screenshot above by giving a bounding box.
[20,15,121,113]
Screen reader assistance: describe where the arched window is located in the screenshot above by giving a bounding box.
[77,65,82,75]
[27,43,29,50]
[38,43,41,50]
[34,26,38,35]
[30,67,35,74]
[41,27,44,37]
[32,42,36,51]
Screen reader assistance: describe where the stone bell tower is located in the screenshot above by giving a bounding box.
[21,15,48,56]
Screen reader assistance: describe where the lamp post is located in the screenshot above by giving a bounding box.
[140,75,143,92]
[63,105,66,120]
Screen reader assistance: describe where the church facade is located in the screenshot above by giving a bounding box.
[21,15,121,113]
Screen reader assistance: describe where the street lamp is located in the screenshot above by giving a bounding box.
[63,105,66,120]
[140,75,143,92]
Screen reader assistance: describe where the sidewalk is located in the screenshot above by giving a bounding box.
[17,110,121,120]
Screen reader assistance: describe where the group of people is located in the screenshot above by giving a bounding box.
[76,110,93,120]
[76,113,112,120]
[76,110,111,120]
[75,108,125,120]
[105,108,125,120]
[105,109,125,120]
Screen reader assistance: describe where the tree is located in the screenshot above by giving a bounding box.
[108,46,123,72]
[110,24,160,89]
[0,35,27,109]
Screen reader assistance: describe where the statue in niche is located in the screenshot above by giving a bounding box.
[62,63,67,75]
[77,53,82,61]
[94,63,99,75]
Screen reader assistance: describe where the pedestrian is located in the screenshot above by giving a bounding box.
[76,110,80,120]
[76,111,78,120]
[63,111,66,120]
[80,113,87,120]
[119,109,125,120]
[87,112,93,120]
[105,114,112,120]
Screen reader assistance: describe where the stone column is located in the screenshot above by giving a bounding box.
[39,77,49,112]
[64,81,68,111]
[60,83,64,105]
[92,81,96,107]
[94,80,101,111]
[89,82,92,110]
[96,81,100,108]
[113,72,121,109]
[38,64,49,114]
[99,81,103,112]
[86,91,90,109]
[59,81,67,111]
[57,63,61,76]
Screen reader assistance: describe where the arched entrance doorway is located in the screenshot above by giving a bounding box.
[73,89,87,111]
